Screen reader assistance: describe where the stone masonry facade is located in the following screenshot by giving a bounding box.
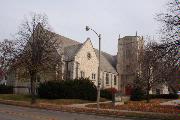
[7,31,168,95]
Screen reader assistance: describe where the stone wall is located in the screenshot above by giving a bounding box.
[74,39,99,86]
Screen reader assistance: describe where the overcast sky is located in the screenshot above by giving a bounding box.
[0,0,169,55]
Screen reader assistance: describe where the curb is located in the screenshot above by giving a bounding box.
[0,99,178,120]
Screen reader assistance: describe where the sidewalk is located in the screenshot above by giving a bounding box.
[67,101,111,108]
[160,99,180,106]
[67,101,178,115]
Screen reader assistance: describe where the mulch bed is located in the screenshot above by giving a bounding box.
[86,99,180,114]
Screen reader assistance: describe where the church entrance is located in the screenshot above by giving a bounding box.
[125,84,132,95]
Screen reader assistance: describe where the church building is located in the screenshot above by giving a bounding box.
[7,31,169,95]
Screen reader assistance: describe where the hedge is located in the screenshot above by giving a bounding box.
[100,88,118,100]
[130,86,178,101]
[130,87,145,101]
[149,94,179,99]
[37,78,97,101]
[0,84,13,94]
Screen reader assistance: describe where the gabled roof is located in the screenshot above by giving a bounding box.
[54,34,80,47]
[94,49,117,74]
[64,44,82,60]
[101,51,117,68]
[53,33,117,74]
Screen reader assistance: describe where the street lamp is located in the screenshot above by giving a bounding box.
[85,26,101,110]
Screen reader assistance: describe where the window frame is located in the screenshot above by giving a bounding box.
[105,73,109,85]
[80,71,85,78]
[114,75,117,85]
[92,73,96,80]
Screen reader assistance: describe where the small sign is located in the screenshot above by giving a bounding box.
[115,92,123,102]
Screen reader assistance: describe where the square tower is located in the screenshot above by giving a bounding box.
[117,36,144,95]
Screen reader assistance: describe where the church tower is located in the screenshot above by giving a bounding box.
[117,35,144,95]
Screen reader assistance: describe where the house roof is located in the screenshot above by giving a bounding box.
[64,44,83,60]
[54,34,80,47]
[53,33,117,74]
[94,49,117,74]
[101,51,117,68]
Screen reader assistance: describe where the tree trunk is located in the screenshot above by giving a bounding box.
[30,71,37,104]
[169,84,177,94]
[146,90,150,103]
[146,83,150,103]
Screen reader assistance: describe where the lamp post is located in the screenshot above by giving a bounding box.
[85,26,101,110]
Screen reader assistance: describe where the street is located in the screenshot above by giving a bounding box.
[0,104,150,120]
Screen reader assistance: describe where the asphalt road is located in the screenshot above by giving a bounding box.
[0,104,153,120]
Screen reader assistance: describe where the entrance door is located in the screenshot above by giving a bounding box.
[125,84,132,95]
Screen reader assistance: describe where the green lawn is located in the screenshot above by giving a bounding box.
[0,94,107,105]
[0,94,31,101]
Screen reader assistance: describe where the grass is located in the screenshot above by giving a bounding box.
[0,94,108,105]
[0,94,31,101]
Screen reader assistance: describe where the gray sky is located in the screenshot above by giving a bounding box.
[0,0,168,55]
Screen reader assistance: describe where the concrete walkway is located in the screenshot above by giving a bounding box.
[160,99,180,106]
[67,101,112,108]
[68,101,173,116]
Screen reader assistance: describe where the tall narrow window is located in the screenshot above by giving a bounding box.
[80,71,85,78]
[37,74,41,82]
[87,52,91,60]
[67,71,71,80]
[76,62,79,78]
[106,73,109,85]
[91,73,96,80]
[114,76,117,85]
[156,89,160,95]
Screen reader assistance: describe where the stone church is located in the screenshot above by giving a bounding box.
[7,31,169,95]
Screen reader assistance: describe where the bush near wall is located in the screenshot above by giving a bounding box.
[130,87,145,101]
[37,78,97,101]
[0,84,13,94]
[100,88,118,100]
[149,94,178,99]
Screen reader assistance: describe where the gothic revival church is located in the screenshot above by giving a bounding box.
[7,31,169,95]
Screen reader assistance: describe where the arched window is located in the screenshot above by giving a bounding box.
[87,52,91,60]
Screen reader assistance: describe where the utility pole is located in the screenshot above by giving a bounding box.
[86,26,101,110]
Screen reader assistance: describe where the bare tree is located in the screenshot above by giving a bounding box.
[15,13,61,104]
[156,0,180,92]
[0,39,16,82]
[136,39,179,102]
[137,42,162,102]
[155,42,179,93]
[156,0,180,43]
